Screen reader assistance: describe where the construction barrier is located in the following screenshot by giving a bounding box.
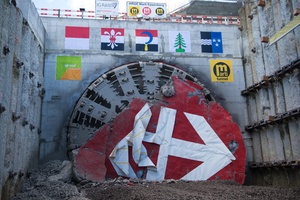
[37,8,240,25]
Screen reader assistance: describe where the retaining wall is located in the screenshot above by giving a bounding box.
[240,0,300,186]
[39,17,249,166]
[2,0,300,195]
[0,0,45,199]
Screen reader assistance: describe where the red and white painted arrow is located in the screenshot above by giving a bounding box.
[109,103,236,181]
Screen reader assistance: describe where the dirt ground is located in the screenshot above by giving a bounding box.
[13,160,300,200]
[83,179,300,200]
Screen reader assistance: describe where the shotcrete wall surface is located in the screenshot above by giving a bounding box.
[40,17,250,165]
[240,0,300,186]
[0,0,45,198]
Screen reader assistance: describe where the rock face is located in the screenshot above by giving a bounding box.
[160,78,175,97]
[48,161,73,182]
[12,160,87,200]
[239,0,300,186]
[13,160,300,200]
[0,0,45,198]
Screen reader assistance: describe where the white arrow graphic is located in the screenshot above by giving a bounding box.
[171,113,235,180]
[109,103,236,180]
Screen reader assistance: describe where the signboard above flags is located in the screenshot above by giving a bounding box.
[127,1,166,18]
[95,0,119,16]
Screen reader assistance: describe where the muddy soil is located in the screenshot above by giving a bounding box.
[83,179,300,200]
[13,160,300,200]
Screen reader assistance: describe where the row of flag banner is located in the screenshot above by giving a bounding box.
[56,56,234,83]
[65,26,223,53]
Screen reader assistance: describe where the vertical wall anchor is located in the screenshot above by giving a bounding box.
[29,72,34,79]
[248,13,253,20]
[39,88,46,99]
[15,60,24,69]
[261,36,269,43]
[251,47,256,53]
[293,8,300,16]
[30,124,35,131]
[3,45,10,55]
[0,104,6,114]
[12,113,20,122]
[258,0,265,7]
[22,119,29,126]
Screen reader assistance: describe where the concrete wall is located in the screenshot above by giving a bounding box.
[0,0,45,199]
[40,17,250,166]
[240,0,300,186]
[1,0,300,196]
[175,0,243,16]
[2,0,299,191]
[16,0,45,48]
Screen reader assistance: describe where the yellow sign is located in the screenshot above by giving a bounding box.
[210,60,234,82]
[128,6,140,16]
[127,2,166,18]
[155,7,164,16]
[270,15,300,44]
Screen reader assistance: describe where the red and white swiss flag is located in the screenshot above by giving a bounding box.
[65,26,90,50]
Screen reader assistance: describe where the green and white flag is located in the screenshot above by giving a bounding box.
[169,31,191,52]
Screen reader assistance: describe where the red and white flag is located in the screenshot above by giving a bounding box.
[101,28,125,51]
[65,26,90,50]
[135,29,158,52]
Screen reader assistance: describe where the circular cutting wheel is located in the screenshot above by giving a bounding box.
[67,61,214,150]
[67,61,246,184]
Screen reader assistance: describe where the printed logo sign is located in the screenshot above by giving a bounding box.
[201,32,223,53]
[101,28,125,51]
[210,60,234,82]
[56,56,81,80]
[155,7,164,16]
[169,31,191,53]
[127,1,166,18]
[136,29,158,52]
[142,7,151,15]
[129,6,140,16]
[95,0,119,16]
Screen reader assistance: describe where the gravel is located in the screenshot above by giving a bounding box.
[13,160,300,200]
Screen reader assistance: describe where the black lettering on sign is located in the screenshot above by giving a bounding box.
[155,7,164,16]
[130,7,140,15]
[213,62,230,79]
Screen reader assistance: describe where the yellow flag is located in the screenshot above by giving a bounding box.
[270,15,300,44]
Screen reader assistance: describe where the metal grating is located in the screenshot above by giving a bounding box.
[67,61,214,151]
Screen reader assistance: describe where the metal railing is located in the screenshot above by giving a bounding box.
[37,8,240,25]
